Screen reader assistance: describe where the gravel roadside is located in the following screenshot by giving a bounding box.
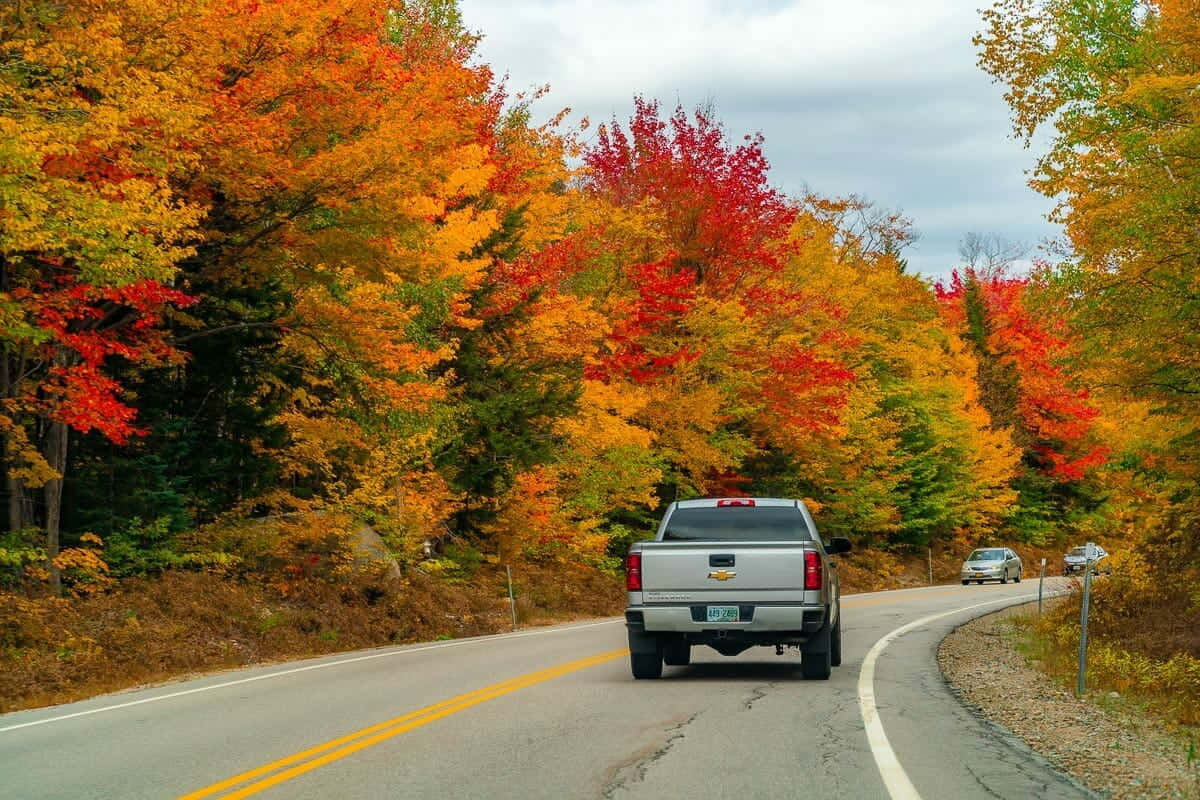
[938,602,1200,800]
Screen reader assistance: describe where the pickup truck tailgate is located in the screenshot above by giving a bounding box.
[640,542,811,604]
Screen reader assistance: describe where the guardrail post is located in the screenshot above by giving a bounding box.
[1076,542,1095,696]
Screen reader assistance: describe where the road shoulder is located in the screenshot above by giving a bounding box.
[939,603,1200,800]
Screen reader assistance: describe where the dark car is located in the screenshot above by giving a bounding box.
[1063,544,1109,576]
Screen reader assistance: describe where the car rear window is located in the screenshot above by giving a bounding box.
[661,507,811,542]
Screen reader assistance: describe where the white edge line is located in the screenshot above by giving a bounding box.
[858,589,1068,800]
[0,618,622,733]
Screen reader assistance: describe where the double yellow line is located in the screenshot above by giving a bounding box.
[180,648,628,799]
[842,586,969,609]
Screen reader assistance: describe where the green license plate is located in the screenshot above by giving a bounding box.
[707,606,740,623]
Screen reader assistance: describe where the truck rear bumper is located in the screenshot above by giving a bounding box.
[626,605,826,634]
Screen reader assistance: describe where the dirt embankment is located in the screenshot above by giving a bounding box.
[939,604,1200,800]
[0,560,623,713]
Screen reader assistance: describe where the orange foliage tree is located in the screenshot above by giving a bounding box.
[1,0,1115,591]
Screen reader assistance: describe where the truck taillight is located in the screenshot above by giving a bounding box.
[804,550,822,590]
[626,552,642,591]
[716,498,755,507]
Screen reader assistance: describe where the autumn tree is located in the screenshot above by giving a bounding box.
[936,267,1106,542]
[977,0,1200,638]
[3,0,1136,590]
[0,0,206,589]
[977,0,1200,450]
[579,99,856,501]
[747,200,1019,547]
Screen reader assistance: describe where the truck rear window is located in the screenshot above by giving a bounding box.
[661,507,812,541]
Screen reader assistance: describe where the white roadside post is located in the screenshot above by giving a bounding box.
[1076,541,1096,696]
[506,565,517,631]
[927,547,933,585]
[1038,558,1046,616]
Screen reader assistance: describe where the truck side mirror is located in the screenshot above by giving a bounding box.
[827,537,852,555]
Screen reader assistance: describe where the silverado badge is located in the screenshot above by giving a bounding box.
[707,569,736,581]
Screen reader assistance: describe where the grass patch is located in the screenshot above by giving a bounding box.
[1010,603,1200,728]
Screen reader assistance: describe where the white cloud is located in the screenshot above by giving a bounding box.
[459,0,1061,280]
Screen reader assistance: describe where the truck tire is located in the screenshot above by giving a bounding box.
[830,617,842,668]
[627,628,663,679]
[662,640,691,666]
[631,653,663,679]
[802,646,831,680]
[801,624,832,680]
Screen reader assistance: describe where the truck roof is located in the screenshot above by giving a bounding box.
[673,497,801,509]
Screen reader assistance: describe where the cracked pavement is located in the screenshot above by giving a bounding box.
[741,683,772,711]
[601,712,703,798]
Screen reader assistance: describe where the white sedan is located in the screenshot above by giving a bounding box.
[960,547,1023,585]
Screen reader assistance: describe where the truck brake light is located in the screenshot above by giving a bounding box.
[804,550,822,590]
[626,552,642,591]
[716,498,755,507]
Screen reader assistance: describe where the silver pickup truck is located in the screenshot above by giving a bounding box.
[624,497,851,680]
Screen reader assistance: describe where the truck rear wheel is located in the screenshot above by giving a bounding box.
[662,640,691,666]
[802,646,831,680]
[631,652,663,679]
[801,624,833,680]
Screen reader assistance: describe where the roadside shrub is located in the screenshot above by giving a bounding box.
[0,593,71,651]
[182,512,355,589]
[0,529,44,592]
[418,542,484,582]
[103,517,184,578]
[0,530,115,597]
[1087,643,1200,725]
[53,533,114,596]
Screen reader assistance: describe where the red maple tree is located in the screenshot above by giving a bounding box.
[937,268,1106,480]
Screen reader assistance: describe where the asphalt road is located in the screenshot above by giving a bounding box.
[0,578,1092,800]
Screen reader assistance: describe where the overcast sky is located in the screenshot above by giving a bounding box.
[458,0,1060,281]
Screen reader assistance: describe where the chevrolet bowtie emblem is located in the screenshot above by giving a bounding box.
[707,569,736,581]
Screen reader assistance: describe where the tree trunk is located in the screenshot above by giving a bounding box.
[4,455,24,533]
[2,352,11,530]
[0,351,27,533]
[0,254,18,532]
[43,419,67,595]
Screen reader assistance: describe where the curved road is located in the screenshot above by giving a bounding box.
[0,579,1091,799]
